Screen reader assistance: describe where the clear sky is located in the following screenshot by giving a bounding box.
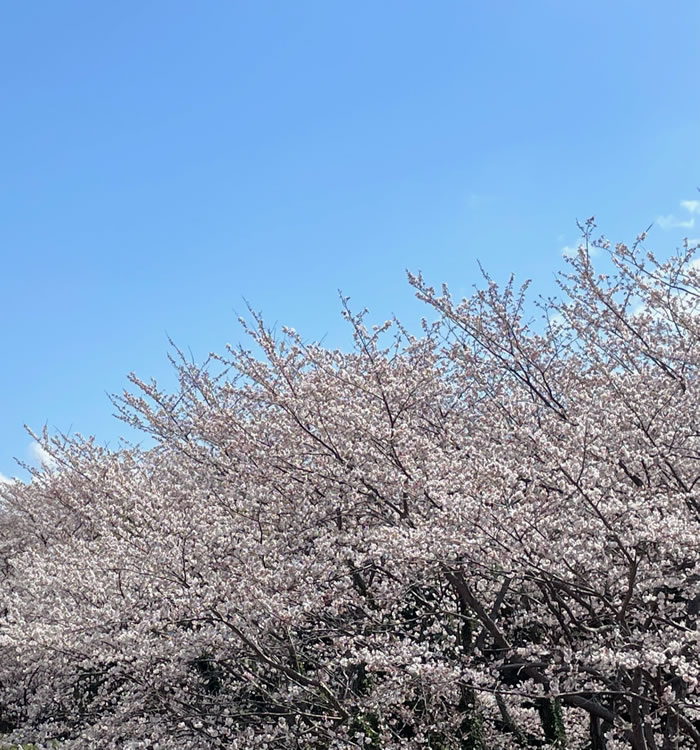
[2,1,699,481]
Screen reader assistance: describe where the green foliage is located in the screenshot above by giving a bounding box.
[349,712,381,750]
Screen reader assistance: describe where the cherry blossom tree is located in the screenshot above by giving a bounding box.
[0,221,698,748]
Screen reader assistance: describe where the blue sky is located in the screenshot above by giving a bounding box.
[2,1,700,480]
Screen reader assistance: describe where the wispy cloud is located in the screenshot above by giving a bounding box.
[465,192,494,210]
[29,442,58,471]
[680,200,700,215]
[561,243,599,258]
[547,311,566,329]
[657,198,699,230]
[657,214,695,230]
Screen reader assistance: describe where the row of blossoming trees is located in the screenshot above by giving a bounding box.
[0,224,698,749]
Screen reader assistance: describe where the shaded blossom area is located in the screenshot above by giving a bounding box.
[1,224,699,748]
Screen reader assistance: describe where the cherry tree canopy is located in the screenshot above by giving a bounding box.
[1,223,698,749]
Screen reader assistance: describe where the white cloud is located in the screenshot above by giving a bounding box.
[680,200,700,215]
[548,311,566,329]
[561,243,599,258]
[657,214,695,230]
[657,199,700,230]
[465,192,493,210]
[0,472,14,485]
[29,442,58,471]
